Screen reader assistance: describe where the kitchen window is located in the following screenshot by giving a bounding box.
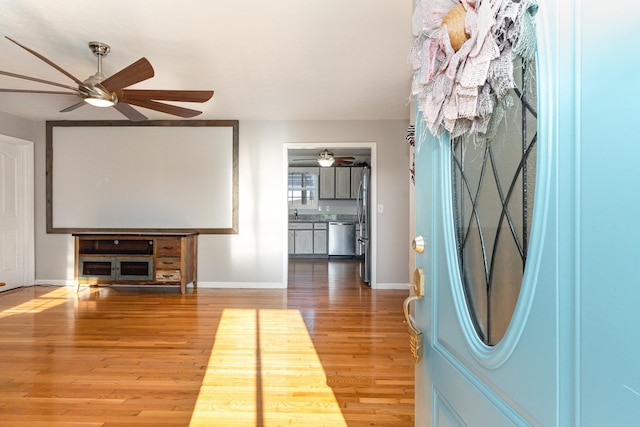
[288,167,319,210]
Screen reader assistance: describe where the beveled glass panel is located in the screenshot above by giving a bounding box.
[452,61,538,345]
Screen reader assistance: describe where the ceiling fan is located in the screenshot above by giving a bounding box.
[292,149,355,167]
[0,36,213,121]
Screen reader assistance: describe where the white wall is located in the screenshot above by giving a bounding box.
[0,111,35,142]
[21,117,410,288]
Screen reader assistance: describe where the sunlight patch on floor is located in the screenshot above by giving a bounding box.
[189,308,347,427]
[0,287,73,318]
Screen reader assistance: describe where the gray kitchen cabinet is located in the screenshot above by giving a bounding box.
[293,230,314,254]
[319,167,335,199]
[320,166,354,200]
[288,230,295,255]
[350,166,363,199]
[334,167,351,199]
[289,222,329,256]
[289,222,314,254]
[313,222,328,254]
[313,230,327,254]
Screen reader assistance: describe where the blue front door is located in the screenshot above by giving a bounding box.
[412,1,640,425]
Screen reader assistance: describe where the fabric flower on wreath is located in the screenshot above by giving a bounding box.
[409,0,538,142]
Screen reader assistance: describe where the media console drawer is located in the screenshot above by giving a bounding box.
[155,238,182,256]
[74,233,198,294]
[156,270,181,282]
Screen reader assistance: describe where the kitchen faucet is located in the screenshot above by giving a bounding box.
[294,209,298,219]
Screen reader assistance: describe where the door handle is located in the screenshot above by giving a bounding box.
[404,267,425,363]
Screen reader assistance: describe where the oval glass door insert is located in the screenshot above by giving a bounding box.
[451,58,538,346]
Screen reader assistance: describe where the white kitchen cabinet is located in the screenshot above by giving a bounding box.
[350,166,363,199]
[319,167,335,199]
[334,167,351,199]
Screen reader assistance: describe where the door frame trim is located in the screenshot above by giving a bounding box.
[282,142,377,288]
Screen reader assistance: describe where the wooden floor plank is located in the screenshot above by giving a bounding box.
[0,258,414,426]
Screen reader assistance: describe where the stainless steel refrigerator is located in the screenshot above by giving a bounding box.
[357,166,371,284]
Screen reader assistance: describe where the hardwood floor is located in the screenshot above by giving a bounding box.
[0,259,414,426]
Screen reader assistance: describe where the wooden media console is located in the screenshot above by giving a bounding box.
[74,233,197,294]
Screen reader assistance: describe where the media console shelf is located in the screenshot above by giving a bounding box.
[74,233,198,294]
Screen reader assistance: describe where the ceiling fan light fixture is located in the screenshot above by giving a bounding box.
[81,83,116,107]
[318,157,335,167]
[84,97,115,107]
[317,149,335,167]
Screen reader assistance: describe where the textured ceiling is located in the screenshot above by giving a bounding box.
[0,0,413,122]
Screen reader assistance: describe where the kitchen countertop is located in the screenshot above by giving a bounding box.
[289,214,357,223]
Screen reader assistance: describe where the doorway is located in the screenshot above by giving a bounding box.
[0,134,34,292]
[283,142,376,289]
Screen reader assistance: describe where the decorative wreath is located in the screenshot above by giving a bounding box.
[406,125,416,184]
[409,0,538,142]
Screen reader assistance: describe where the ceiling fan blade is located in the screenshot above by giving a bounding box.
[114,103,148,121]
[100,58,154,92]
[5,36,84,86]
[335,156,355,160]
[60,102,86,112]
[335,159,354,165]
[122,98,203,118]
[120,89,213,103]
[0,88,77,95]
[0,70,80,92]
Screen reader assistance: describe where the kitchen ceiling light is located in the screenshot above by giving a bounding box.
[318,157,335,167]
[317,149,335,167]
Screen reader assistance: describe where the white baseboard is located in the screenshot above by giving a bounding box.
[35,280,70,287]
[34,279,406,290]
[197,281,286,289]
[373,282,411,290]
[34,279,286,289]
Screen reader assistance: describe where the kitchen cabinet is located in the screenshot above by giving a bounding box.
[294,230,314,254]
[319,168,335,199]
[320,166,359,200]
[289,222,314,254]
[288,230,295,255]
[350,166,363,199]
[289,222,328,256]
[313,223,328,254]
[334,167,351,199]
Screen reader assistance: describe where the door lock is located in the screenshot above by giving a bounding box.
[412,235,425,253]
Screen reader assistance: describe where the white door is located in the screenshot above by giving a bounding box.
[0,135,34,292]
[411,1,640,425]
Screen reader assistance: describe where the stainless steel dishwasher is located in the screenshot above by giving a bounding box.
[328,222,356,256]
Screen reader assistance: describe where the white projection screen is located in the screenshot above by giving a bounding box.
[46,120,239,234]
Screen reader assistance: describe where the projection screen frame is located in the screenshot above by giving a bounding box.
[46,120,239,234]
